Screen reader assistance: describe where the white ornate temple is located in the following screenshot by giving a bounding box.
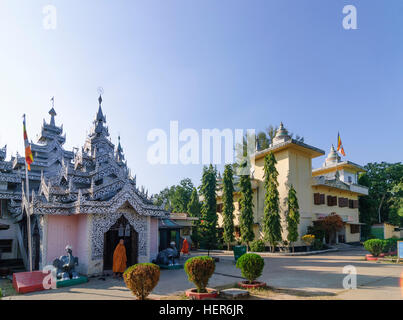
[0,96,168,275]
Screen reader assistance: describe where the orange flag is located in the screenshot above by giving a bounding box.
[337,132,346,157]
[23,114,34,170]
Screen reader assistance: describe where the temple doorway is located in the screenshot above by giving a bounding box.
[32,222,40,270]
[103,215,138,271]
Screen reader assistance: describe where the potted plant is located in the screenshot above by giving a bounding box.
[363,239,384,261]
[184,256,217,299]
[301,234,315,251]
[123,263,160,300]
[236,253,266,288]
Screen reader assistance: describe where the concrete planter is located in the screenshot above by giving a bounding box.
[365,254,379,261]
[238,281,266,289]
[185,288,218,300]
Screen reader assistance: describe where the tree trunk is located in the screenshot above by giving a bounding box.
[378,193,386,224]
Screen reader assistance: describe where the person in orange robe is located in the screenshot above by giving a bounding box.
[181,238,190,258]
[113,239,127,278]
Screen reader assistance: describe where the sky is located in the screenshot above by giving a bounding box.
[0,0,402,194]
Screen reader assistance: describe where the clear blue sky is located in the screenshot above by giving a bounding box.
[0,0,402,194]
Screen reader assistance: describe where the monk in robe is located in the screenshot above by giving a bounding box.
[181,238,190,257]
[113,239,127,278]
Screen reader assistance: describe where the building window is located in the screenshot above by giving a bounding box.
[0,239,12,253]
[348,176,352,183]
[314,193,325,205]
[327,195,337,206]
[350,225,360,234]
[338,197,348,208]
[217,203,223,213]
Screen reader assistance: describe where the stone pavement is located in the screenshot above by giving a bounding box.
[2,248,402,300]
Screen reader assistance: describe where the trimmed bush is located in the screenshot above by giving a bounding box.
[123,263,160,300]
[184,256,215,293]
[236,253,264,284]
[363,239,384,257]
[301,234,315,246]
[250,240,266,252]
[312,238,324,251]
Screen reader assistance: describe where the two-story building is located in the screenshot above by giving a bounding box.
[216,123,368,247]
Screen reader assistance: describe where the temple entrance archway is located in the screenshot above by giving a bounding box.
[103,215,138,271]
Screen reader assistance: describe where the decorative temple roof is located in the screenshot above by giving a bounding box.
[0,95,169,220]
[253,122,325,160]
[272,122,291,145]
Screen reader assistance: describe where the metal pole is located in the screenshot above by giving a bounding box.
[25,164,32,272]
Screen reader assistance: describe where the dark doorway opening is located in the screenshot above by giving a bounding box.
[103,215,138,271]
[32,222,40,270]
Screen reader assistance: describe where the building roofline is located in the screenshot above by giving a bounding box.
[253,139,325,160]
[312,161,366,174]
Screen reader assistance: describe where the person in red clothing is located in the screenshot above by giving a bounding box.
[181,238,190,258]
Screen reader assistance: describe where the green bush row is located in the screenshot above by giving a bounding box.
[363,238,403,257]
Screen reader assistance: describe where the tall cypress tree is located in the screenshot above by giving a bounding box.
[263,152,282,252]
[222,164,235,250]
[239,165,255,249]
[199,165,218,255]
[287,185,300,253]
[187,187,201,249]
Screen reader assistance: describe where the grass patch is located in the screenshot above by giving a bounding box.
[0,279,17,298]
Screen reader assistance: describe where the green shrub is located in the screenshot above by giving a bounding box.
[312,239,324,251]
[184,256,215,293]
[236,253,264,284]
[363,239,384,257]
[307,225,325,242]
[249,240,266,252]
[123,263,160,300]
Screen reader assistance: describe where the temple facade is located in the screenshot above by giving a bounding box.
[216,123,369,247]
[0,96,168,275]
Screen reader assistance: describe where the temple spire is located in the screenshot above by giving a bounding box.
[115,135,125,163]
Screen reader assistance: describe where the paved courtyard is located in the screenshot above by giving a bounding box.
[2,248,402,300]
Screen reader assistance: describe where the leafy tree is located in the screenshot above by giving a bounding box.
[239,165,255,249]
[199,165,218,255]
[388,182,403,226]
[152,186,176,211]
[263,152,282,252]
[286,185,300,252]
[222,164,235,250]
[319,213,344,244]
[187,188,201,248]
[359,162,403,226]
[171,178,194,213]
[153,178,194,213]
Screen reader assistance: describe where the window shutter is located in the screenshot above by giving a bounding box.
[327,195,333,206]
[353,200,359,209]
[314,193,320,205]
[333,196,338,206]
[339,197,348,207]
[320,194,325,205]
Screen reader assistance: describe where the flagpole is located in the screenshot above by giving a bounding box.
[23,113,33,272]
[25,162,33,272]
